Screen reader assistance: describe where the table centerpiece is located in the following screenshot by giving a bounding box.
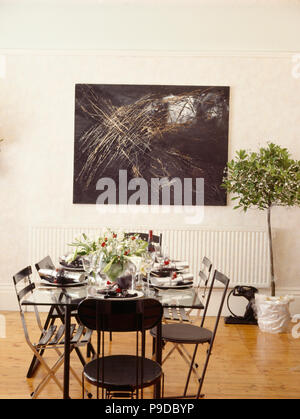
[67,230,149,283]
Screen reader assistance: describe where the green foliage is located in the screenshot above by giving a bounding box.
[222,143,300,211]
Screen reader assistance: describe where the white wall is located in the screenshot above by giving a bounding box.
[1,0,300,52]
[0,0,299,312]
[0,51,299,312]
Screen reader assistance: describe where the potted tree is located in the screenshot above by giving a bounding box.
[222,142,300,297]
[222,143,299,333]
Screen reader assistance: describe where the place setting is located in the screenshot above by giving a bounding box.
[88,274,144,301]
[59,255,85,272]
[37,267,88,287]
[144,246,194,290]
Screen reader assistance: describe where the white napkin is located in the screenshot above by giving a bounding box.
[153,261,189,270]
[151,273,193,286]
[174,261,189,269]
[38,269,85,283]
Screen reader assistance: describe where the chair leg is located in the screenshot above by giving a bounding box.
[69,364,92,398]
[82,372,85,399]
[196,345,212,399]
[183,344,199,397]
[162,343,200,381]
[30,349,65,398]
[75,347,87,366]
[26,307,56,378]
[86,341,96,358]
[152,337,156,356]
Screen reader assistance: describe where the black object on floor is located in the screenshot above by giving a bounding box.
[224,286,258,325]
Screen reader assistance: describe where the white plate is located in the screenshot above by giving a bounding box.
[59,262,85,272]
[89,289,144,301]
[153,285,193,290]
[40,279,88,287]
[59,255,85,272]
[151,281,193,290]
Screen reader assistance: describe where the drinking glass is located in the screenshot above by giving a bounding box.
[82,254,99,285]
[154,244,164,267]
[143,253,155,295]
[130,256,142,290]
[82,254,93,284]
[162,245,170,267]
[125,261,137,292]
[94,252,104,287]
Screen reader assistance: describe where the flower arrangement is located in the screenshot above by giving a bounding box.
[68,230,148,281]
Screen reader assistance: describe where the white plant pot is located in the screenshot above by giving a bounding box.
[254,294,294,334]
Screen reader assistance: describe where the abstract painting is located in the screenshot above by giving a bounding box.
[73,84,230,205]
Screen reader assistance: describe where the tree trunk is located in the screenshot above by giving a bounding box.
[267,205,275,296]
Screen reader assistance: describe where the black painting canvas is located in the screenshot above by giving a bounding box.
[73,84,230,205]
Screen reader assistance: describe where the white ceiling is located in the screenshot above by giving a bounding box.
[0,0,300,52]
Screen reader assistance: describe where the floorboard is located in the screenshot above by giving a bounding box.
[0,311,299,399]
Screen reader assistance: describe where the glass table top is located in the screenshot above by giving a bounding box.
[22,282,204,309]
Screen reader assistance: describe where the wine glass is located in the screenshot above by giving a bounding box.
[82,254,92,274]
[143,253,155,295]
[154,244,164,267]
[82,254,94,284]
[162,245,170,267]
[125,261,137,292]
[94,252,104,287]
[130,256,142,290]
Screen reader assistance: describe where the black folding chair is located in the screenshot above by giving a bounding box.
[26,256,94,378]
[13,266,93,398]
[77,297,164,399]
[163,256,212,323]
[151,269,230,398]
[160,256,213,375]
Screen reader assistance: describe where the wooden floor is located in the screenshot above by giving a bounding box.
[0,311,300,399]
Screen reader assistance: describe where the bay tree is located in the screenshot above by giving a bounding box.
[222,143,300,296]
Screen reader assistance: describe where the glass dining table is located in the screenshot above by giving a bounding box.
[22,281,204,399]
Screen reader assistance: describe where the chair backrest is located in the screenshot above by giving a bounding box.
[78,298,163,333]
[13,266,36,312]
[126,232,162,246]
[200,269,230,333]
[13,266,43,334]
[35,255,55,272]
[78,297,163,399]
[198,256,212,297]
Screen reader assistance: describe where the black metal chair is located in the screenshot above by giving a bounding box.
[77,297,164,399]
[27,256,95,378]
[160,257,213,375]
[35,255,79,323]
[163,256,212,323]
[13,266,93,398]
[151,269,230,398]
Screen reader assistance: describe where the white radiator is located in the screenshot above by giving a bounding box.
[28,225,270,287]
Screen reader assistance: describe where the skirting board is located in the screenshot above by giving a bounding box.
[1,284,300,316]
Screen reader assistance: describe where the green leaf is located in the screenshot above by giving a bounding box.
[222,143,300,210]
